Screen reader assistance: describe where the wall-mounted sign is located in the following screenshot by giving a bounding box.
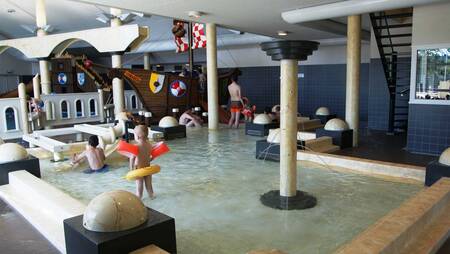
[77,73,85,86]
[170,80,187,97]
[57,73,67,85]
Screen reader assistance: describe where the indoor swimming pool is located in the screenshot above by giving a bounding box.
[38,127,422,254]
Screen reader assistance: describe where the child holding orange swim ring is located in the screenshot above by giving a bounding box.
[129,125,155,199]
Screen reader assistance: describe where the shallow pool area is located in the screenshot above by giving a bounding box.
[38,127,422,254]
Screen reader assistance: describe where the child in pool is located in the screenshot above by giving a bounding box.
[129,125,155,199]
[71,135,107,173]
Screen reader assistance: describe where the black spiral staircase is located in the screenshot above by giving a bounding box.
[370,10,413,134]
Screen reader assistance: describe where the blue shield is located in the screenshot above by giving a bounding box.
[77,72,85,86]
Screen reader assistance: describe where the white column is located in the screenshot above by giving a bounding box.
[36,0,52,95]
[110,8,125,116]
[98,89,105,122]
[206,23,219,130]
[144,52,151,70]
[280,59,298,197]
[18,83,30,134]
[32,74,41,99]
[345,15,361,147]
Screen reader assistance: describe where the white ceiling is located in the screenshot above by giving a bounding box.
[71,0,349,40]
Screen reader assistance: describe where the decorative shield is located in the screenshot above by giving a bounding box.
[57,73,67,85]
[149,73,165,94]
[170,80,187,97]
[77,72,85,86]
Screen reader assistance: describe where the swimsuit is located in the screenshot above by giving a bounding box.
[230,100,243,113]
[83,164,109,174]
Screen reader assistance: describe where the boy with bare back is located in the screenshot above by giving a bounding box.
[228,73,244,128]
[129,125,155,199]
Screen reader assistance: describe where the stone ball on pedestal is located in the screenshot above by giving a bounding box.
[266,128,281,144]
[159,116,179,128]
[253,114,272,125]
[0,143,28,163]
[324,118,349,131]
[83,190,148,232]
[439,148,450,166]
[315,107,330,116]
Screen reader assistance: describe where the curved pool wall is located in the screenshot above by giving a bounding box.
[38,127,421,254]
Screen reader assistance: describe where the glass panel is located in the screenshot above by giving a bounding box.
[76,101,83,117]
[89,100,96,116]
[5,107,16,130]
[416,48,450,100]
[61,101,69,119]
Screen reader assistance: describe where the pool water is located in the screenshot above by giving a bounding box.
[39,127,421,254]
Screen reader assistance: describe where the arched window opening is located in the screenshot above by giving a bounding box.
[5,107,17,130]
[61,101,69,119]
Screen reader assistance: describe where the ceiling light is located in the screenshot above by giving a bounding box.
[277,31,289,36]
[7,9,15,13]
[188,11,203,18]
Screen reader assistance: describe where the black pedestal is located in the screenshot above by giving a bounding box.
[152,125,186,140]
[255,140,305,162]
[316,128,353,149]
[260,190,317,210]
[0,155,40,185]
[245,122,279,137]
[314,114,336,124]
[64,208,176,254]
[425,161,450,186]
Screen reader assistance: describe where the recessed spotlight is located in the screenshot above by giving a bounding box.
[278,31,289,36]
[188,11,203,18]
[7,9,16,13]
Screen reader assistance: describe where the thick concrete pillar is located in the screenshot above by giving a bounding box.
[206,23,219,130]
[260,40,319,210]
[18,83,30,134]
[32,74,41,99]
[280,59,299,197]
[35,0,52,95]
[110,8,125,115]
[345,15,361,147]
[144,53,151,70]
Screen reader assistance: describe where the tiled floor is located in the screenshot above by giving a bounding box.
[333,129,437,167]
[0,200,59,254]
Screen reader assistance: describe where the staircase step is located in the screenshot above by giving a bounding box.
[380,33,412,38]
[372,13,413,20]
[374,23,413,29]
[382,43,412,47]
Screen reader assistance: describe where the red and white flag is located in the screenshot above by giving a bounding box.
[175,36,189,53]
[192,23,206,49]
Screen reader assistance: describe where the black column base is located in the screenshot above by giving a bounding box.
[260,190,317,210]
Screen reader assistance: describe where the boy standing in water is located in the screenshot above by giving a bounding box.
[228,73,244,128]
[129,125,155,199]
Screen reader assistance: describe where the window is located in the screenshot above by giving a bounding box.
[131,95,137,109]
[5,107,17,130]
[75,100,83,117]
[89,99,97,116]
[61,100,69,119]
[415,48,450,100]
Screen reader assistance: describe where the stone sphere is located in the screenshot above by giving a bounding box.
[324,118,349,131]
[253,114,272,125]
[439,147,450,166]
[159,116,179,128]
[267,128,280,143]
[0,143,28,163]
[83,190,148,232]
[315,107,330,116]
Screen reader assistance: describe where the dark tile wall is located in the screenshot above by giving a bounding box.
[238,64,370,121]
[407,104,450,155]
[368,58,390,130]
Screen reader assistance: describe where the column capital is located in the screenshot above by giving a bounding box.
[260,40,319,61]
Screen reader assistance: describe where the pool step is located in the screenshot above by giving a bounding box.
[335,177,450,254]
[297,119,323,131]
[304,136,340,153]
[0,171,86,253]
